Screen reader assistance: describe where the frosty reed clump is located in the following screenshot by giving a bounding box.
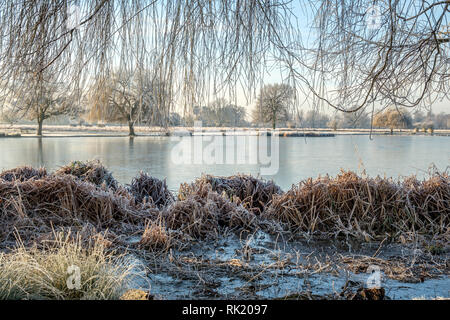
[179,174,282,214]
[0,161,448,250]
[0,166,47,182]
[55,160,118,190]
[166,183,256,238]
[0,174,147,226]
[138,218,186,251]
[0,173,157,249]
[263,170,450,241]
[128,172,174,208]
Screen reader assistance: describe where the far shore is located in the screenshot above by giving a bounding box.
[1,123,449,138]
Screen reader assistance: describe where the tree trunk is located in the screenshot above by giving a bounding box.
[272,110,276,129]
[37,117,43,136]
[128,120,135,136]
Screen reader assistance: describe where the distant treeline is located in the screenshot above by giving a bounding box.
[1,75,448,133]
[172,106,450,130]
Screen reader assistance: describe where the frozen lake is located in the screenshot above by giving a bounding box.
[0,135,449,190]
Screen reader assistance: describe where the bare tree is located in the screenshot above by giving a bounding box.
[109,71,140,136]
[87,70,166,136]
[3,72,71,135]
[252,84,294,129]
[302,110,330,128]
[195,98,248,127]
[328,110,371,129]
[373,107,413,133]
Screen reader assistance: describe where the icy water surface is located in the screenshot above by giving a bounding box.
[1,135,449,190]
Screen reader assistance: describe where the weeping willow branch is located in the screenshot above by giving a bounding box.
[0,0,448,129]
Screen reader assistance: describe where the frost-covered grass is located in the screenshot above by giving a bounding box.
[0,232,134,300]
[0,161,448,300]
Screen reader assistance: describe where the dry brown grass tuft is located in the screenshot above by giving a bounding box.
[263,170,450,241]
[120,289,152,300]
[0,166,47,182]
[55,160,118,190]
[139,220,170,250]
[166,184,256,238]
[128,172,174,208]
[338,254,445,283]
[179,174,282,214]
[138,218,186,252]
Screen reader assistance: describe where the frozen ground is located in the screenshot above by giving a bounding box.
[124,231,449,300]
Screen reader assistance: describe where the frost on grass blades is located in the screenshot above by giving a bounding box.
[170,121,280,176]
